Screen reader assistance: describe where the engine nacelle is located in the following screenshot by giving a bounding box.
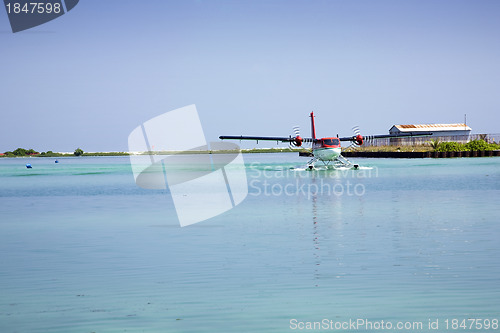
[294,136,303,147]
[355,134,363,146]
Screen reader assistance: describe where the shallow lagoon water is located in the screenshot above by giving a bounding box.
[0,154,499,332]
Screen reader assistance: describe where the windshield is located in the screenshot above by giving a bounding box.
[323,138,339,146]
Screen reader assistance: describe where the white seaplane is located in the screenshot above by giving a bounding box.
[220,112,432,169]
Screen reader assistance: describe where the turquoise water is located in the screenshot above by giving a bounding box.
[1,155,499,332]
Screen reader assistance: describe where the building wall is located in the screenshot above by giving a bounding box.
[367,133,496,146]
[389,128,471,137]
[388,126,471,145]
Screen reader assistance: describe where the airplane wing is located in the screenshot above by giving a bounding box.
[219,135,315,143]
[339,131,434,142]
[221,131,433,146]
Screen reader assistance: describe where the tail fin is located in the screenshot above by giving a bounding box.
[310,112,316,140]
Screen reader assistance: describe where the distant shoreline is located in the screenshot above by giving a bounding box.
[0,148,302,157]
[2,147,500,158]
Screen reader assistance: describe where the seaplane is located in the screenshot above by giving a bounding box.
[220,112,432,170]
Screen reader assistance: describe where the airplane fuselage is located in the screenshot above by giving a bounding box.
[313,137,341,161]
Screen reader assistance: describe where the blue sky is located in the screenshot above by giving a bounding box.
[1,0,499,152]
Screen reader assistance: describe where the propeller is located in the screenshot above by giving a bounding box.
[364,134,376,146]
[345,126,364,150]
[288,126,304,149]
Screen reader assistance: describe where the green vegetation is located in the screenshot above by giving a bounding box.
[428,138,441,150]
[435,139,500,152]
[39,150,62,157]
[465,139,495,151]
[1,148,129,158]
[435,141,466,152]
[2,148,39,157]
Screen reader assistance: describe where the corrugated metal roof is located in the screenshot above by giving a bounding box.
[393,123,472,132]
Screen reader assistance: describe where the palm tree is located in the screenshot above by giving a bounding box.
[428,138,441,151]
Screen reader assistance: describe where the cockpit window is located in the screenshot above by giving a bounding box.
[323,138,339,146]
